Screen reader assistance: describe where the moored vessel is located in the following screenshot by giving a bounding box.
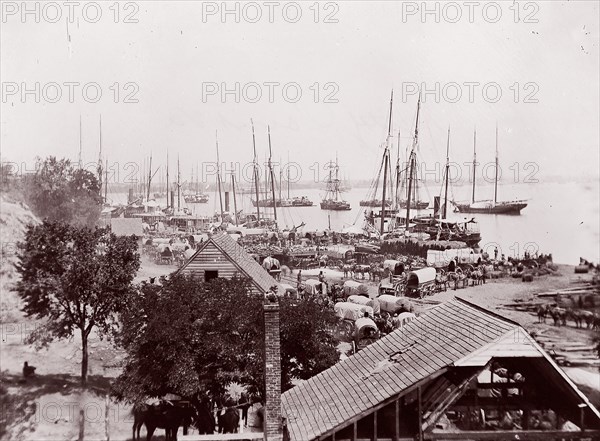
[321,155,351,211]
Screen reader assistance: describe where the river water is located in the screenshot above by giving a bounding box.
[110,179,599,265]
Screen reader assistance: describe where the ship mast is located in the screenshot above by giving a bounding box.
[268,126,278,225]
[146,152,152,201]
[405,94,420,229]
[166,151,169,209]
[231,164,238,226]
[287,152,290,199]
[279,159,283,203]
[78,115,83,169]
[442,127,450,219]
[381,90,393,234]
[494,124,499,205]
[471,128,477,204]
[327,159,333,200]
[215,131,224,220]
[251,119,260,221]
[335,152,340,202]
[104,159,108,202]
[394,129,401,212]
[177,155,181,212]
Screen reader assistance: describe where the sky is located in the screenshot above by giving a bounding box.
[1,1,599,188]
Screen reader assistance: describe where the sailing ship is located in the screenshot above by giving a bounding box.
[321,155,351,210]
[452,126,528,215]
[252,157,313,208]
[359,199,392,207]
[244,121,280,229]
[404,123,482,247]
[183,165,209,203]
[362,91,396,235]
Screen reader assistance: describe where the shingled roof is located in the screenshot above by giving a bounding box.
[281,298,521,441]
[177,232,284,295]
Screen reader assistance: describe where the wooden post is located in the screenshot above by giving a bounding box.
[352,421,357,441]
[579,404,586,431]
[394,398,400,441]
[78,409,85,441]
[418,386,423,441]
[105,394,110,441]
[372,410,378,441]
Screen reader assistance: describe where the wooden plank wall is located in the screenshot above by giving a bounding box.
[179,242,262,294]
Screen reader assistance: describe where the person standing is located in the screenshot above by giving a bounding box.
[238,392,250,428]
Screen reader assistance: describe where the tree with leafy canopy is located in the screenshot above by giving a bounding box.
[112,274,340,403]
[26,156,103,226]
[15,221,140,386]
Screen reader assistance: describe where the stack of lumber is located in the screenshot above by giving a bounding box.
[533,329,599,367]
[537,283,599,298]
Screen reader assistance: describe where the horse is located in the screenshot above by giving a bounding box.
[369,265,384,282]
[434,270,449,292]
[132,401,195,441]
[469,268,483,286]
[549,307,567,327]
[566,309,583,328]
[189,394,215,435]
[536,305,549,323]
[353,264,371,280]
[342,264,353,278]
[579,310,595,329]
[447,269,467,290]
[218,407,240,433]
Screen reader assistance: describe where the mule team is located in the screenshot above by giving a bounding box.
[537,304,600,329]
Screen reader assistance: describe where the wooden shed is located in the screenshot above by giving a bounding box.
[177,232,284,296]
[282,297,600,441]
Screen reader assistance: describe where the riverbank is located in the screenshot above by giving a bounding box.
[1,195,598,440]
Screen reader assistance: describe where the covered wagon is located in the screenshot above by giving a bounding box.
[303,278,327,296]
[343,280,369,298]
[354,317,379,351]
[347,295,380,315]
[156,244,174,265]
[280,283,298,299]
[188,234,209,245]
[383,259,405,276]
[426,248,482,268]
[405,267,437,298]
[323,245,354,262]
[396,312,417,329]
[377,294,413,315]
[334,302,374,321]
[153,238,171,246]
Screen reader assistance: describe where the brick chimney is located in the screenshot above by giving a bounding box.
[264,301,283,441]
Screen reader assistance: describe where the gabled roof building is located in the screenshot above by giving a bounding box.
[281,298,600,441]
[177,232,284,296]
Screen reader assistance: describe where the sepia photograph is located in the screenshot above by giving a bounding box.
[1,1,599,440]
